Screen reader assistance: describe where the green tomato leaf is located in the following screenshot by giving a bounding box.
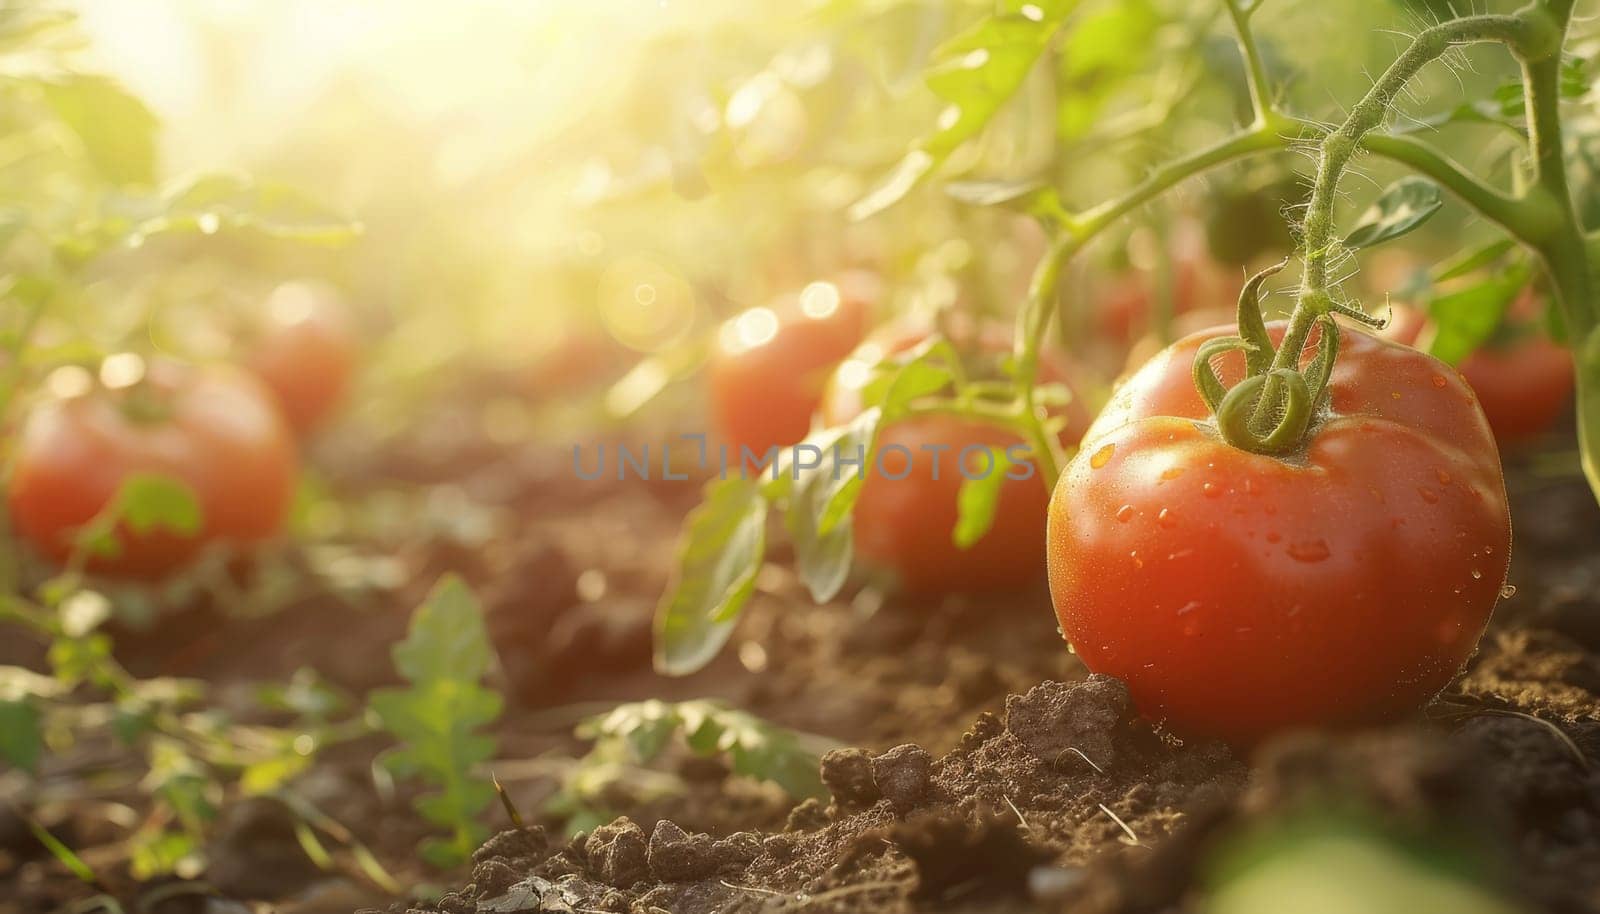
[653,478,768,676]
[74,473,202,559]
[39,74,158,186]
[953,446,1014,549]
[117,473,204,537]
[1431,237,1515,284]
[851,1,1077,219]
[581,698,683,762]
[795,407,882,537]
[1343,177,1443,250]
[945,178,1070,225]
[390,575,494,684]
[0,698,43,773]
[1424,266,1529,366]
[130,172,362,246]
[577,700,827,802]
[944,177,1045,207]
[855,336,961,421]
[368,575,501,869]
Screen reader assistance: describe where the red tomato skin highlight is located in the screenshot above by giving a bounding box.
[849,416,1053,595]
[8,363,300,578]
[248,285,357,435]
[1049,322,1511,745]
[708,279,872,455]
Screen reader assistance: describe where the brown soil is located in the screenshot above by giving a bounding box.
[3,385,1598,914]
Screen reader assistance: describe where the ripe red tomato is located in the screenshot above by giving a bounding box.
[247,282,357,435]
[8,361,300,578]
[824,320,1092,595]
[707,273,876,455]
[1048,322,1510,744]
[1457,335,1572,448]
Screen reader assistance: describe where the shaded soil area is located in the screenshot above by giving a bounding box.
[3,382,1599,913]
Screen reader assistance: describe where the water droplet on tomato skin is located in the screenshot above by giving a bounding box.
[1090,444,1115,469]
[1470,568,1483,580]
[1431,374,1447,389]
[1436,468,1453,486]
[1161,466,1184,481]
[1418,486,1439,504]
[1176,600,1202,616]
[1500,584,1518,599]
[1202,482,1221,498]
[1157,508,1177,528]
[1130,550,1145,569]
[1115,504,1135,523]
[1286,539,1331,562]
[1265,531,1282,544]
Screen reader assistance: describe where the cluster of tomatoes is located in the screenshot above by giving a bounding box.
[7,282,357,578]
[710,235,1563,744]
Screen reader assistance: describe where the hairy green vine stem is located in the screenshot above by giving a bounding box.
[1011,0,1599,482]
[1275,13,1529,381]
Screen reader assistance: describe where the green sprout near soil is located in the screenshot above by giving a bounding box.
[369,574,503,869]
[549,698,830,836]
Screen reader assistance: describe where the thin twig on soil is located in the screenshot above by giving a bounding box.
[1004,795,1031,831]
[1436,705,1592,771]
[1057,746,1105,774]
[1098,803,1142,846]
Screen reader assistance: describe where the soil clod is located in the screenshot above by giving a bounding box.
[1004,675,1133,769]
[871,744,934,810]
[820,748,881,810]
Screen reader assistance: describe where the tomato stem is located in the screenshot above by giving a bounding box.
[1008,0,1589,479]
[1212,11,1533,453]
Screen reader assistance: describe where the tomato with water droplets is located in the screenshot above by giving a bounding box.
[1047,321,1511,745]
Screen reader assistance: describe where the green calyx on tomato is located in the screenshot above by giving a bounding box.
[1190,259,1390,457]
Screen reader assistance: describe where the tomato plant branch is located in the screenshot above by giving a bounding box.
[1222,0,1273,124]
[1005,4,1579,475]
[1280,14,1528,364]
[1513,0,1600,497]
[1196,13,1526,449]
[1356,132,1530,236]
